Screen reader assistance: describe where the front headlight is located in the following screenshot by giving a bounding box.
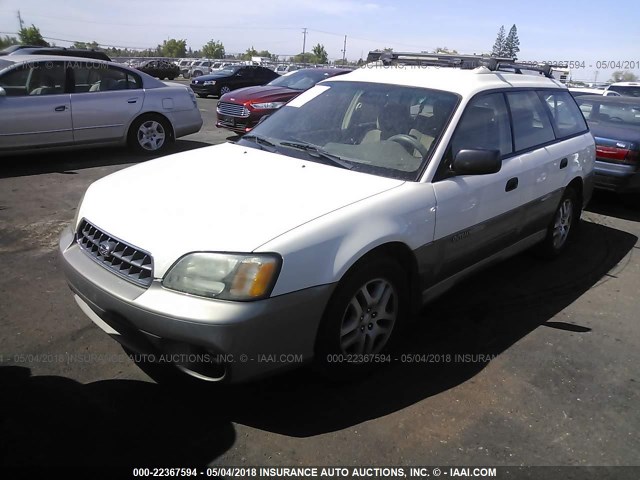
[162,253,281,301]
[203,80,216,86]
[250,101,286,110]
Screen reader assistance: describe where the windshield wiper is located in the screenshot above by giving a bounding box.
[240,134,277,152]
[279,140,353,170]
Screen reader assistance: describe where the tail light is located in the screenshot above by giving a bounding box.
[596,145,639,165]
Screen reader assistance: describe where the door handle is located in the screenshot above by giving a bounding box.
[505,177,519,192]
[54,105,67,112]
[560,158,568,169]
[127,98,138,104]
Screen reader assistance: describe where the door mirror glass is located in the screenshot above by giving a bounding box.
[452,149,501,175]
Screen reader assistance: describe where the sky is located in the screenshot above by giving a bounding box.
[1,0,639,82]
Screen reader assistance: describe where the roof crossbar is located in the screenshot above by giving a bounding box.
[366,51,554,78]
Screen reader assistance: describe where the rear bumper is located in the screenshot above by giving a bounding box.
[593,159,640,193]
[165,109,203,138]
[59,225,334,383]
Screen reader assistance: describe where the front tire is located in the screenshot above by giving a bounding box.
[314,257,408,379]
[219,85,231,96]
[197,93,208,98]
[127,114,173,155]
[537,187,580,258]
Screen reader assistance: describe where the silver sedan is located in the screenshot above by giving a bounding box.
[0,55,203,155]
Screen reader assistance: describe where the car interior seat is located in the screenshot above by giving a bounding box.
[361,103,412,143]
[29,75,57,95]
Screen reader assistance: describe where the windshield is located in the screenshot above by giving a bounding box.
[238,81,459,180]
[268,69,339,90]
[220,66,239,75]
[577,99,640,127]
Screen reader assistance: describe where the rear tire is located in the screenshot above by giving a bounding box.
[314,257,408,380]
[537,187,580,258]
[127,114,173,155]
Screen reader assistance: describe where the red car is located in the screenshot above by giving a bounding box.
[216,68,352,133]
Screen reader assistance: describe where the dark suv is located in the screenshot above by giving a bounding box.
[190,65,278,98]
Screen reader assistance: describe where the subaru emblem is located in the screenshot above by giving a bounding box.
[98,241,114,257]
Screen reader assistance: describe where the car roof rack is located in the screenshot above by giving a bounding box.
[366,51,554,78]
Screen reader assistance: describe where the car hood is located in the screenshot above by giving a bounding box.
[78,142,404,277]
[219,85,298,103]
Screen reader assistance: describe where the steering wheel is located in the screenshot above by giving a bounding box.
[387,134,429,157]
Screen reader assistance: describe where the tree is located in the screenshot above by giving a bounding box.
[491,26,506,57]
[433,46,458,54]
[610,71,639,82]
[504,24,520,59]
[19,24,49,46]
[160,39,187,58]
[291,52,317,64]
[241,46,259,60]
[73,41,100,50]
[202,40,225,59]
[312,43,328,64]
[0,35,18,50]
[257,50,278,62]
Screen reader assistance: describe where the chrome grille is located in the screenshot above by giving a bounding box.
[217,102,250,118]
[76,219,153,287]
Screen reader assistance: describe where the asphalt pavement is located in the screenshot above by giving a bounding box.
[0,93,639,471]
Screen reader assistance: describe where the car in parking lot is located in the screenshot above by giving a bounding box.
[606,82,640,97]
[60,52,594,383]
[136,59,180,80]
[0,55,202,155]
[0,46,112,61]
[190,64,279,98]
[216,67,351,133]
[569,87,614,98]
[574,95,640,193]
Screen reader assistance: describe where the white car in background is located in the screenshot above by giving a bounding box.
[0,55,202,155]
[60,53,595,383]
[606,82,640,97]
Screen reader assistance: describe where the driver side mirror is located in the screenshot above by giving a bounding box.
[0,86,6,97]
[452,149,501,175]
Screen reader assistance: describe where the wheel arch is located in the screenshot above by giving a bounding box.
[332,241,421,317]
[127,111,176,143]
[566,176,584,208]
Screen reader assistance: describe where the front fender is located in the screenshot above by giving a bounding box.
[258,182,437,297]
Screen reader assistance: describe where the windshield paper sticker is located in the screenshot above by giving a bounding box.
[287,85,330,108]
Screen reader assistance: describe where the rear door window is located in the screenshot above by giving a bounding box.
[506,91,556,151]
[540,91,588,138]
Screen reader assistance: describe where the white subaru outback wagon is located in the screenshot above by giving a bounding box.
[60,53,595,383]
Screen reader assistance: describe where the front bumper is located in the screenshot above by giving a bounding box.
[190,84,217,96]
[59,225,334,383]
[594,160,640,193]
[216,113,260,133]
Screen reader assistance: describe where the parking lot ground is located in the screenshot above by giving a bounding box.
[1,97,639,468]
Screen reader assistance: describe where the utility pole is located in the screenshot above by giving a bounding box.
[17,10,24,30]
[341,35,347,64]
[302,27,307,64]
